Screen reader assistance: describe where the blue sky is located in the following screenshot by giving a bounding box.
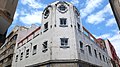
[8,0,120,57]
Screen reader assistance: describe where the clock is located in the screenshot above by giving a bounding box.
[57,4,68,13]
[44,9,50,19]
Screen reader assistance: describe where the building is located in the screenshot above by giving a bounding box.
[0,24,39,67]
[109,0,120,30]
[105,39,120,67]
[12,1,111,67]
[0,0,18,46]
[0,26,19,67]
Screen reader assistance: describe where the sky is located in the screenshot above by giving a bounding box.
[8,0,120,57]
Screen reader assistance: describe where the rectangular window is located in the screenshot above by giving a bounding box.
[42,41,48,52]
[33,45,37,55]
[60,38,69,48]
[44,22,48,32]
[80,41,83,48]
[103,55,105,62]
[94,49,97,58]
[77,23,80,31]
[80,41,84,53]
[26,49,29,58]
[15,55,18,62]
[99,53,102,60]
[20,52,23,60]
[88,45,92,56]
[60,18,68,27]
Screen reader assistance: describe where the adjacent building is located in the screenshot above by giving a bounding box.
[0,24,39,67]
[0,0,18,46]
[12,1,111,67]
[109,0,120,30]
[0,26,19,67]
[105,39,120,67]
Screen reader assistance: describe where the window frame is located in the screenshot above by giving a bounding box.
[60,38,69,48]
[26,49,29,58]
[20,52,23,60]
[57,4,68,13]
[80,41,84,54]
[33,45,37,55]
[59,18,68,27]
[42,41,48,53]
[99,52,102,60]
[88,45,92,56]
[44,22,48,32]
[15,55,18,62]
[94,49,97,58]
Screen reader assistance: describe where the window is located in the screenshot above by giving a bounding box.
[80,41,83,48]
[15,55,18,62]
[33,45,37,55]
[80,41,84,53]
[44,9,50,19]
[88,45,92,56]
[58,5,66,11]
[94,49,97,58]
[26,49,29,58]
[13,34,17,40]
[99,53,102,60]
[103,55,105,62]
[60,38,69,48]
[44,22,48,32]
[58,5,67,13]
[77,23,80,31]
[42,41,48,53]
[20,52,23,60]
[60,18,67,27]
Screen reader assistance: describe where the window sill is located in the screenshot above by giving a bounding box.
[32,52,36,55]
[60,46,70,48]
[42,49,48,53]
[26,56,29,58]
[44,28,48,32]
[59,25,68,27]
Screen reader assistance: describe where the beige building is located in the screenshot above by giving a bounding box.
[12,1,111,67]
[0,26,19,67]
[0,24,39,67]
[109,0,120,30]
[0,0,18,46]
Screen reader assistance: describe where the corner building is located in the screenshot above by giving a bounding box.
[12,1,111,67]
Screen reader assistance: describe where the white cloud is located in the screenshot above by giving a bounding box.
[21,0,46,9]
[71,0,79,5]
[19,10,42,24]
[86,3,113,24]
[87,13,105,24]
[106,18,116,26]
[94,33,111,39]
[80,0,103,18]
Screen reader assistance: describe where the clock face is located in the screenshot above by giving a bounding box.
[58,4,68,13]
[44,9,50,19]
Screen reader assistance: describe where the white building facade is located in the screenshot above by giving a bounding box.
[12,1,111,67]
